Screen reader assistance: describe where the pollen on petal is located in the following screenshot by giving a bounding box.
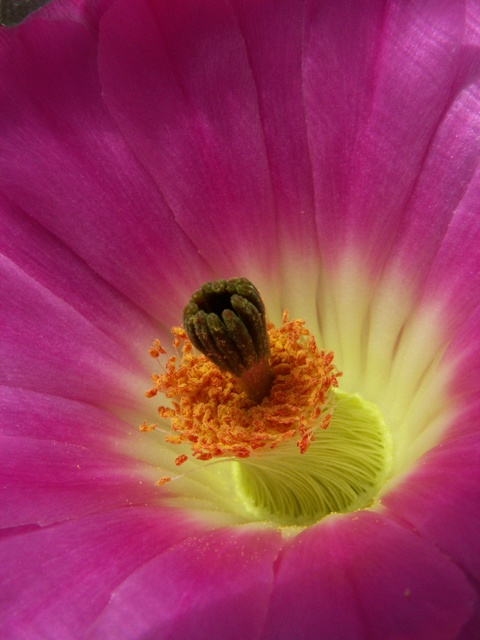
[139,421,157,432]
[155,476,171,486]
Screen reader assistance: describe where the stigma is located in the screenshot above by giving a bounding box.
[182,278,273,403]
[141,278,341,484]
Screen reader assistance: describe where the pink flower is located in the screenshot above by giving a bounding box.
[1,0,479,638]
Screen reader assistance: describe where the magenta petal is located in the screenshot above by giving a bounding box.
[445,307,480,403]
[99,0,279,278]
[0,508,207,639]
[303,0,466,268]
[419,169,480,328]
[1,194,158,367]
[228,0,318,256]
[264,512,475,640]
[382,80,480,304]
[0,254,142,408]
[0,387,160,528]
[0,13,212,322]
[87,527,281,640]
[457,598,480,640]
[382,433,480,584]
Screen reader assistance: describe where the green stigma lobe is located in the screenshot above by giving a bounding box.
[183,278,270,378]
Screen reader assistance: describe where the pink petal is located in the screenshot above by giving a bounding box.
[0,13,212,323]
[264,512,476,640]
[228,0,318,257]
[381,83,480,310]
[0,387,159,528]
[0,254,144,408]
[303,0,467,271]
[0,507,208,639]
[457,598,480,640]
[98,0,280,281]
[444,304,480,416]
[1,194,158,368]
[87,527,281,640]
[419,168,480,331]
[466,0,480,46]
[382,433,480,585]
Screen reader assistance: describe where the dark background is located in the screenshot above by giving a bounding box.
[1,0,50,25]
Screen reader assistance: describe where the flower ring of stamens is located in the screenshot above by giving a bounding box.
[143,312,340,463]
[141,278,392,527]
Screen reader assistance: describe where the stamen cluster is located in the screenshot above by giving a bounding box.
[141,313,341,482]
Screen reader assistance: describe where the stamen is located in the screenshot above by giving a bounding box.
[183,278,272,403]
[143,313,341,482]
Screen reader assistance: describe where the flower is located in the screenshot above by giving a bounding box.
[1,0,479,638]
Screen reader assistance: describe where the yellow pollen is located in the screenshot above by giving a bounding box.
[142,312,341,484]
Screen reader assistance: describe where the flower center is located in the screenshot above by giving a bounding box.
[141,278,393,527]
